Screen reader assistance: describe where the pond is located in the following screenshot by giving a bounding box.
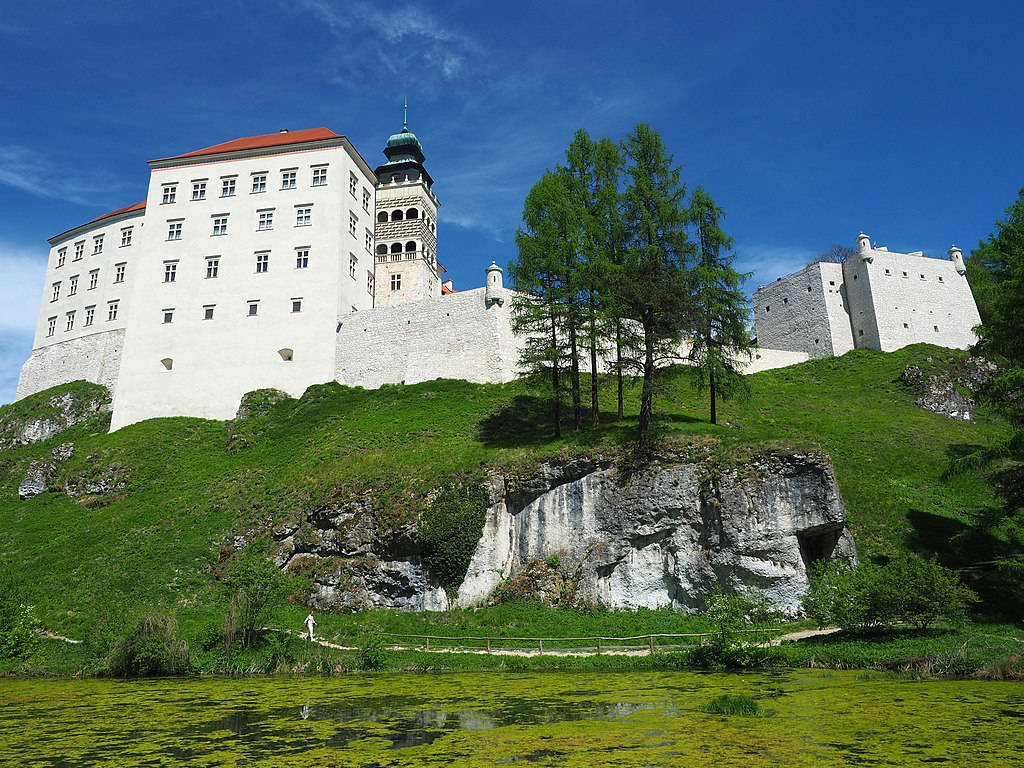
[1,670,1021,766]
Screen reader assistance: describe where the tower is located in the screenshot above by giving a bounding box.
[372,104,444,307]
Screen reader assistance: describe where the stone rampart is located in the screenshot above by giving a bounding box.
[16,329,125,400]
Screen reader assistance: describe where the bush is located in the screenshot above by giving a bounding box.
[698,694,766,717]
[0,574,41,662]
[224,539,295,648]
[419,484,491,598]
[108,616,190,677]
[688,586,782,669]
[885,554,976,629]
[355,634,388,671]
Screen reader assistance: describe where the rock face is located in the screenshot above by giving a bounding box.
[458,450,856,616]
[900,357,996,422]
[17,442,75,499]
[0,386,110,451]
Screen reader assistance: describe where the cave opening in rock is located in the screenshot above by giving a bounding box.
[797,527,843,570]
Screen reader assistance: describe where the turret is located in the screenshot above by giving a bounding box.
[485,261,504,307]
[948,245,966,275]
[857,232,873,263]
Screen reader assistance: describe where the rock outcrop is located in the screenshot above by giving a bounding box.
[0,384,110,451]
[18,442,74,499]
[271,446,856,616]
[900,357,996,422]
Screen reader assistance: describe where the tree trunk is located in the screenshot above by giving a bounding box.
[638,318,656,442]
[615,319,624,421]
[569,322,581,431]
[549,310,561,438]
[589,295,599,426]
[709,365,717,425]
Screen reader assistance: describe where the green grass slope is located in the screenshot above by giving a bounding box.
[0,345,1008,643]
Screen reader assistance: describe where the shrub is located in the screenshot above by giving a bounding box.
[355,634,388,671]
[108,615,190,677]
[689,586,783,669]
[419,484,491,598]
[885,554,976,629]
[224,539,295,648]
[0,574,41,661]
[698,694,765,717]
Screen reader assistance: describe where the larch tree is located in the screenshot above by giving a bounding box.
[686,185,753,425]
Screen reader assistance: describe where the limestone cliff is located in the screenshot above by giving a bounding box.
[272,446,856,616]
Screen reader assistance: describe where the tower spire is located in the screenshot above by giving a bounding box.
[403,99,408,131]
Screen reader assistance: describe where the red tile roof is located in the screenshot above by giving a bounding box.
[155,127,341,162]
[85,200,147,226]
[441,283,457,295]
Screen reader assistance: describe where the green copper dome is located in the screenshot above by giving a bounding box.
[386,129,421,149]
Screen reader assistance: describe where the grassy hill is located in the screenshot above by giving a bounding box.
[0,345,1010,651]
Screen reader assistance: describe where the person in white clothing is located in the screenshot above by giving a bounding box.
[304,609,316,642]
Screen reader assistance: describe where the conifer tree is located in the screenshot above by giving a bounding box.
[686,186,753,424]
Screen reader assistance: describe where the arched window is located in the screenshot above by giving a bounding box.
[390,243,402,253]
[405,241,416,252]
[406,208,419,219]
[278,348,294,361]
[377,211,388,223]
[391,210,403,221]
[160,358,173,371]
[376,244,387,255]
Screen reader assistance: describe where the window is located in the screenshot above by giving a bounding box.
[74,241,84,260]
[163,309,174,324]
[46,317,56,337]
[377,211,388,223]
[367,271,374,295]
[65,311,75,331]
[114,263,126,283]
[57,248,66,267]
[69,275,79,296]
[391,209,404,222]
[295,249,309,269]
[93,235,103,254]
[902,271,908,278]
[349,253,357,278]
[281,169,297,190]
[212,216,228,236]
[84,305,95,327]
[406,207,419,219]
[206,257,219,279]
[391,273,401,291]
[247,301,259,316]
[765,305,770,313]
[885,268,891,275]
[933,325,939,332]
[365,229,373,253]
[251,173,267,193]
[291,298,302,313]
[858,329,864,337]
[829,280,835,286]
[938,276,944,283]
[920,274,925,280]
[258,210,274,230]
[278,348,293,361]
[295,206,311,226]
[362,188,371,212]
[349,172,358,197]
[312,166,327,186]
[903,322,909,329]
[221,177,236,197]
[807,286,812,292]
[121,228,132,247]
[348,212,357,237]
[204,305,215,320]
[164,262,177,282]
[161,358,173,371]
[89,269,99,290]
[783,297,788,305]
[255,252,269,273]
[192,181,206,201]
[162,184,177,204]
[167,221,182,240]
[107,301,119,321]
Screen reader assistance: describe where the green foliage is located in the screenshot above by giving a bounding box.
[224,540,296,648]
[107,615,190,677]
[687,586,782,669]
[420,484,490,598]
[698,694,766,717]
[355,634,389,671]
[0,573,41,661]
[885,554,976,629]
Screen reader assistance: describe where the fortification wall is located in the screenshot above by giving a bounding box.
[16,329,125,400]
[740,347,810,374]
[753,263,848,359]
[335,287,522,388]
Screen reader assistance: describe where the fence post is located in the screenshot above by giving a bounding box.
[648,636,654,653]
[538,639,544,655]
[487,638,491,654]
[425,638,430,652]
[597,638,602,654]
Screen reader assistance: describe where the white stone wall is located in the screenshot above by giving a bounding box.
[739,347,810,374]
[372,181,441,307]
[753,262,849,358]
[16,329,125,400]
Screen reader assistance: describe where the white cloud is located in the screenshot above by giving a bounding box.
[0,145,126,207]
[0,330,31,406]
[0,242,46,334]
[735,244,819,296]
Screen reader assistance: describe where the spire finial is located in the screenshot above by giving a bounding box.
[403,99,408,131]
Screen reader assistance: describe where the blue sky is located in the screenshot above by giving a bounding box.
[0,1,1021,403]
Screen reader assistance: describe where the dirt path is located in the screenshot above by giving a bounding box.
[770,627,841,645]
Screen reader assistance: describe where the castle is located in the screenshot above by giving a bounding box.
[17,122,983,430]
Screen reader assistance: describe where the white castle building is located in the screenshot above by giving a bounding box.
[753,234,982,360]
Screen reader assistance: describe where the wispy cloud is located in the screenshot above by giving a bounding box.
[735,244,819,295]
[0,145,128,207]
[0,241,46,334]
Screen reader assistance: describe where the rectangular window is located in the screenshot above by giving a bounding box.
[247,301,259,316]
[203,305,215,320]
[362,188,371,212]
[65,311,75,331]
[212,216,228,236]
[56,247,66,267]
[84,305,95,327]
[258,210,274,230]
[206,257,219,279]
[938,276,944,283]
[391,273,401,291]
[163,309,174,324]
[88,269,99,290]
[162,184,177,204]
[120,228,132,247]
[255,252,269,273]
[221,177,236,197]
[312,166,327,186]
[291,298,302,313]
[934,325,939,332]
[192,181,206,200]
[281,169,297,189]
[251,173,267,193]
[164,262,177,282]
[93,235,103,254]
[348,211,358,237]
[295,206,311,226]
[295,249,309,269]
[114,263,126,284]
[349,253,357,279]
[69,275,78,296]
[74,241,84,260]
[167,221,182,240]
[349,172,358,197]
[365,228,373,253]
[367,270,374,295]
[46,316,56,337]
[920,274,926,280]
[902,271,908,278]
[107,301,119,321]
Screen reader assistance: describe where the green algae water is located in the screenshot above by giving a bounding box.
[1,670,1022,766]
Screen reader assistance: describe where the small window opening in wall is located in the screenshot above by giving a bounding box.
[278,348,293,361]
[885,268,891,275]
[938,276,944,282]
[783,297,788,304]
[807,286,812,292]
[920,274,925,280]
[163,309,174,324]
[291,298,302,313]
[248,301,259,316]
[902,271,908,278]
[161,358,173,371]
[853,274,858,280]
[204,305,215,320]
[814,338,820,344]
[933,325,939,332]
[829,280,835,286]
[903,323,909,329]
[858,329,864,337]
[765,305,770,312]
